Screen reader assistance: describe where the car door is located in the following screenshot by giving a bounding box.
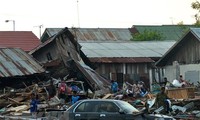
[98,101,123,120]
[73,101,100,120]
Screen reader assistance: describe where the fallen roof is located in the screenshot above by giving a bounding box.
[0,31,41,52]
[0,48,45,77]
[72,60,110,93]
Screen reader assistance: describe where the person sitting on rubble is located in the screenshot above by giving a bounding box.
[111,80,118,93]
[47,80,57,100]
[58,80,67,105]
[32,81,39,96]
[132,81,141,97]
[164,78,174,90]
[179,75,190,87]
[138,81,148,97]
[155,87,171,114]
[71,84,81,93]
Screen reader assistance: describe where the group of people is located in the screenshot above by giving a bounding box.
[57,80,80,105]
[111,80,148,99]
[29,79,81,118]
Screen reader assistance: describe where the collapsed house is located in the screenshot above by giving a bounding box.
[39,27,176,90]
[29,27,110,94]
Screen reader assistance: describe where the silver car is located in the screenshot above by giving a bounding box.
[62,99,175,120]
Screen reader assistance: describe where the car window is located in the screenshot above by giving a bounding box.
[117,101,139,113]
[98,102,119,113]
[75,101,99,112]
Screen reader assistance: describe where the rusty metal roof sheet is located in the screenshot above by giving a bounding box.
[80,41,176,58]
[69,28,132,41]
[0,48,45,77]
[89,57,154,63]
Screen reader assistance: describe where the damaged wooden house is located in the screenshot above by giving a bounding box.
[29,27,110,95]
[39,27,176,90]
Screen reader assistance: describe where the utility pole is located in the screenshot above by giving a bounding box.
[5,20,15,31]
[34,25,43,38]
[77,0,80,27]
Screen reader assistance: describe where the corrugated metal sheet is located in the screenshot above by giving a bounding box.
[191,28,200,41]
[89,57,154,63]
[42,28,133,42]
[47,28,63,36]
[69,28,132,41]
[80,41,176,58]
[73,60,110,93]
[0,48,45,77]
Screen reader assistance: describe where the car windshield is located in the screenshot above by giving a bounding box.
[117,101,139,113]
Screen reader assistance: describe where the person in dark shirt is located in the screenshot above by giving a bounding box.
[156,87,170,114]
[47,80,57,100]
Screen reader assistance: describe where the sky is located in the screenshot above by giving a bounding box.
[0,0,197,38]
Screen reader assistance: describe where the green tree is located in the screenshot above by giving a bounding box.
[191,1,200,26]
[131,29,164,41]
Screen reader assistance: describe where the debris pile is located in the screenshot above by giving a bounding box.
[0,77,200,120]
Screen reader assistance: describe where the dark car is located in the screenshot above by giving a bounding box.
[62,99,175,120]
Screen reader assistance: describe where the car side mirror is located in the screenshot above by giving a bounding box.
[119,109,125,114]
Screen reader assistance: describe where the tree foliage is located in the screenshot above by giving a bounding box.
[131,29,164,41]
[191,1,200,26]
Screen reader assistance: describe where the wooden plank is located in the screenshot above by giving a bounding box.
[102,93,112,99]
[8,98,21,105]
[7,105,29,112]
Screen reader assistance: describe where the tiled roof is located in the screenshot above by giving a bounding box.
[0,31,41,52]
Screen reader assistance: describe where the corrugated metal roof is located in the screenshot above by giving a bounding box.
[69,28,132,41]
[80,41,176,58]
[191,28,200,41]
[0,48,45,77]
[42,28,133,41]
[47,28,63,36]
[0,31,41,52]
